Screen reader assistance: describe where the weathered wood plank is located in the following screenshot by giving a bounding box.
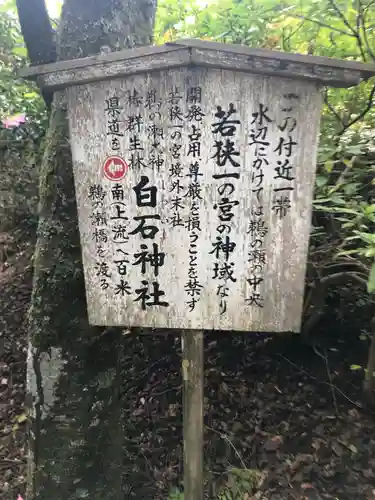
[31,49,192,91]
[67,67,322,332]
[171,38,375,73]
[18,44,185,77]
[18,39,375,90]
[190,48,365,87]
[182,330,204,500]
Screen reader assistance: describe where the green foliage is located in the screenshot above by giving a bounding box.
[0,5,47,231]
[217,468,261,499]
[369,262,375,293]
[155,0,294,46]
[313,146,375,291]
[168,468,261,498]
[0,6,46,138]
[155,0,375,295]
[168,487,184,499]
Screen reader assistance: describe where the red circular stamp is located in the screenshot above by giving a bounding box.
[103,156,128,181]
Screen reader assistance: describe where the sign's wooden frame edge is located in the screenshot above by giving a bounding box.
[18,39,375,90]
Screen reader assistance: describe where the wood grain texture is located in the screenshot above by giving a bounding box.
[172,38,375,72]
[182,330,204,500]
[191,48,365,87]
[19,39,375,89]
[67,67,322,332]
[19,44,184,76]
[31,48,192,91]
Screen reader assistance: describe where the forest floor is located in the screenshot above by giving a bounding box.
[0,226,34,500]
[1,227,375,500]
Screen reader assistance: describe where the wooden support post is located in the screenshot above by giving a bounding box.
[182,329,204,500]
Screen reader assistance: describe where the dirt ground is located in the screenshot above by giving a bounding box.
[0,228,33,500]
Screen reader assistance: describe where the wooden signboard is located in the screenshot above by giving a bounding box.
[68,68,322,332]
[20,39,375,333]
[19,39,375,500]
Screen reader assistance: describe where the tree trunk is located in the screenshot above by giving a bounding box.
[26,1,156,498]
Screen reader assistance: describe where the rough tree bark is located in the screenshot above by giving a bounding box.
[16,0,56,65]
[23,1,157,498]
[16,0,57,107]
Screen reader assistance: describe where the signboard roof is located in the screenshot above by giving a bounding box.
[19,38,375,90]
